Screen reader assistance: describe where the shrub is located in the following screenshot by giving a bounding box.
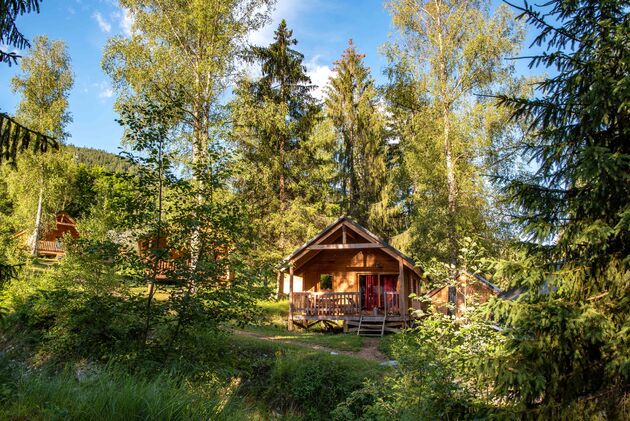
[8,287,146,362]
[266,352,382,420]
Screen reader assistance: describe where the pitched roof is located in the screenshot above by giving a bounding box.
[426,270,502,297]
[283,216,423,277]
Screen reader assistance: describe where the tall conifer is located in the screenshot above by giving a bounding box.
[325,40,386,227]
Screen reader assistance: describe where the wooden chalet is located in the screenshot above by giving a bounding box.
[279,216,425,335]
[137,234,234,282]
[427,271,502,318]
[12,212,80,257]
[37,212,79,257]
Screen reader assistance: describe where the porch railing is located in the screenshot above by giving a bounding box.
[37,240,64,255]
[291,292,361,317]
[384,291,400,315]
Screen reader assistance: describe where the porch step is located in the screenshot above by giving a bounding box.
[347,316,404,336]
[355,315,387,337]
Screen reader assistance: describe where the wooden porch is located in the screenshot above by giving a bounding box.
[289,291,402,319]
[37,240,65,257]
[289,291,409,335]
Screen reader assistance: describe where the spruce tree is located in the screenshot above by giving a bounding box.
[325,39,386,227]
[0,0,41,65]
[230,20,335,287]
[488,1,629,417]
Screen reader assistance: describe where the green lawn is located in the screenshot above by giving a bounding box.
[129,285,172,301]
[244,323,364,352]
[245,299,365,352]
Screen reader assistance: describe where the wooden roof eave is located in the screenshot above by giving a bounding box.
[281,216,425,279]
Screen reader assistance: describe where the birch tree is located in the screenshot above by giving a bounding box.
[10,35,74,255]
[103,0,272,267]
[384,0,523,267]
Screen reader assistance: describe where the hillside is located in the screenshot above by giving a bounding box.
[65,144,132,173]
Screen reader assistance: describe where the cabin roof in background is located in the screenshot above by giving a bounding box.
[426,270,502,297]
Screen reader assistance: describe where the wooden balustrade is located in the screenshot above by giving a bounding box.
[384,291,400,315]
[37,240,64,255]
[291,292,361,317]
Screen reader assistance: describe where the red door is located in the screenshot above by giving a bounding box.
[360,274,379,311]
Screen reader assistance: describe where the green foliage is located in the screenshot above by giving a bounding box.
[333,314,504,420]
[325,39,387,228]
[267,351,383,420]
[0,0,41,65]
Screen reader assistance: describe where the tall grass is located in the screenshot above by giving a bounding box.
[1,367,255,420]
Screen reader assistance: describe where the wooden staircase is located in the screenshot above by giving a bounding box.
[345,315,406,337]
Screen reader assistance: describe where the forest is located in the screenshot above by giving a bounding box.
[0,0,628,419]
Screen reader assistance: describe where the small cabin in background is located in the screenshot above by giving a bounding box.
[280,216,426,335]
[37,212,79,257]
[427,271,502,318]
[137,234,234,282]
[12,212,80,258]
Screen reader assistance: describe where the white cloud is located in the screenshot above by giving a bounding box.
[306,55,335,101]
[118,7,134,37]
[249,0,307,46]
[95,81,114,99]
[109,7,134,37]
[93,11,111,33]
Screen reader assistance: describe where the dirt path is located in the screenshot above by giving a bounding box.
[231,329,388,362]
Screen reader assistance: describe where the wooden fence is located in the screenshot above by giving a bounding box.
[37,240,64,256]
[291,292,361,317]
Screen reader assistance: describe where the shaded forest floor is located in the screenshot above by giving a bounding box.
[231,328,388,362]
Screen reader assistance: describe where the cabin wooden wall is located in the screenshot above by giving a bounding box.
[41,215,79,242]
[430,275,496,317]
[295,249,400,292]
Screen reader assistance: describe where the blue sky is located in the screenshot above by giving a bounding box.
[0,0,541,153]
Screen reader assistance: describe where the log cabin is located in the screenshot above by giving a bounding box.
[427,271,502,318]
[137,233,234,282]
[12,212,79,258]
[279,216,426,335]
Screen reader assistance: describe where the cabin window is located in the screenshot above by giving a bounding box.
[320,274,333,290]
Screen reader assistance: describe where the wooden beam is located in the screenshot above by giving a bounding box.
[292,249,321,273]
[342,225,347,244]
[399,258,408,320]
[288,264,294,331]
[307,243,383,250]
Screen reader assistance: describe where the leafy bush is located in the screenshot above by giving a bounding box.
[10,288,146,361]
[266,352,382,420]
[333,314,503,420]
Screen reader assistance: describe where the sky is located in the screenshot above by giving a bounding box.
[0,0,541,154]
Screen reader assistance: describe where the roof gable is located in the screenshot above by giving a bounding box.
[284,216,423,277]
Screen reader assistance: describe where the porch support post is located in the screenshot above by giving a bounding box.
[288,264,294,331]
[399,258,408,322]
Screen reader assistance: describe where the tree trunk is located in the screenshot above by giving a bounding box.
[437,6,458,268]
[443,103,458,266]
[31,185,44,257]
